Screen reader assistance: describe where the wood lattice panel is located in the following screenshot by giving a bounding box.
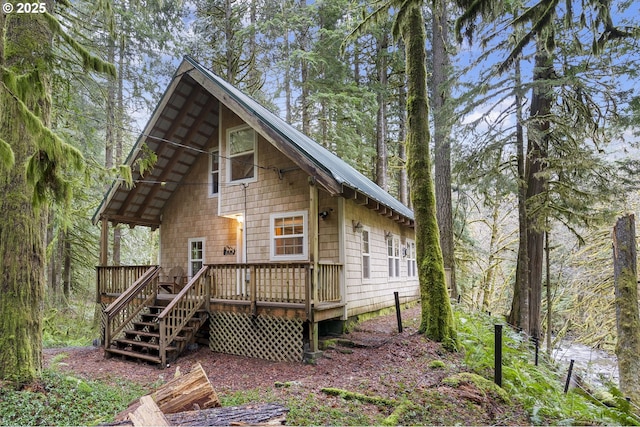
[209,312,304,362]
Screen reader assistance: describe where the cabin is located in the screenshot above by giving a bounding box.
[93,56,419,367]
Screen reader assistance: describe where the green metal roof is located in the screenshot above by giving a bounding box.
[184,56,414,223]
[93,57,414,227]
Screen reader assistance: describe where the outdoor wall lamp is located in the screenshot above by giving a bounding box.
[352,220,364,233]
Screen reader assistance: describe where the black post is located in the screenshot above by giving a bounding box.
[564,359,575,394]
[494,324,503,387]
[534,337,539,366]
[394,292,403,333]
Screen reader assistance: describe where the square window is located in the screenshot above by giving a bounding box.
[270,212,308,260]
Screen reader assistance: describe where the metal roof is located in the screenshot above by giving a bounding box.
[93,56,414,228]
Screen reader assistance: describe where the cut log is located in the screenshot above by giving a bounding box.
[104,403,288,427]
[164,403,288,426]
[152,362,220,414]
[128,396,169,427]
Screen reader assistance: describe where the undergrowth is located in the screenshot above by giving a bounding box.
[0,367,145,426]
[456,309,640,426]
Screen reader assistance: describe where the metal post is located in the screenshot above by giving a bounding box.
[494,324,503,387]
[394,292,403,333]
[564,359,575,394]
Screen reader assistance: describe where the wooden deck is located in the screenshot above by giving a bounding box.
[97,262,345,323]
[98,262,345,365]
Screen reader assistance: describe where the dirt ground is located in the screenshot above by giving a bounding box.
[44,305,530,425]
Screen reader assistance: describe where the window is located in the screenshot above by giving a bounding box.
[362,228,370,279]
[188,238,205,277]
[270,211,308,260]
[209,148,219,196]
[406,240,417,277]
[387,235,400,278]
[227,125,256,183]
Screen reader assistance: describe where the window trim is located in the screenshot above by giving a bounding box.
[226,124,257,184]
[269,211,308,261]
[387,234,401,278]
[406,239,417,278]
[361,227,371,280]
[188,237,205,277]
[209,148,219,197]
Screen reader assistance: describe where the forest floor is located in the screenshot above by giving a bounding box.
[44,305,531,426]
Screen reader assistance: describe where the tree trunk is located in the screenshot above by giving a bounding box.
[397,81,409,207]
[375,32,388,191]
[525,35,553,339]
[432,0,457,300]
[402,4,456,349]
[612,214,640,407]
[508,54,530,333]
[0,3,53,383]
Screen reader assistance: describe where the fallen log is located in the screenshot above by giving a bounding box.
[106,403,288,426]
[165,403,288,426]
[152,362,220,414]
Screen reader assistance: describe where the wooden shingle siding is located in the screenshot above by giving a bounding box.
[343,201,419,317]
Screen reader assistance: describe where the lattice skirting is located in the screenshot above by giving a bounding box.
[209,312,304,362]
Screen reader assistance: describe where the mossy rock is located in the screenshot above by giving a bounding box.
[442,372,511,404]
[428,360,447,369]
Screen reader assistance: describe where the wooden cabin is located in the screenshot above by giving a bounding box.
[93,56,419,367]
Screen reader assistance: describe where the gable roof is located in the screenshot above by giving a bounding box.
[93,56,414,228]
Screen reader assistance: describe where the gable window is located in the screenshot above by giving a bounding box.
[270,211,308,260]
[406,240,417,278]
[209,148,219,196]
[387,235,400,278]
[227,125,256,183]
[188,238,205,277]
[362,228,370,279]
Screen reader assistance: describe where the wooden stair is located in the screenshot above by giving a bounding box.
[105,301,209,366]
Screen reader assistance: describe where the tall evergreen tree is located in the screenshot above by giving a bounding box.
[347,0,457,348]
[0,1,113,383]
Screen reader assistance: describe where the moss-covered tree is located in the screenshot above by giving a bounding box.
[399,3,457,348]
[0,1,113,384]
[612,214,640,406]
[346,1,457,349]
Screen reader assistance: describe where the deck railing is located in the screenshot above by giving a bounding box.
[208,262,342,305]
[97,262,343,307]
[103,266,160,348]
[96,265,155,300]
[158,265,209,367]
[317,262,342,303]
[209,263,309,304]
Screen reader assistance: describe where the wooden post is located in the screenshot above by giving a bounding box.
[308,178,319,355]
[100,217,109,266]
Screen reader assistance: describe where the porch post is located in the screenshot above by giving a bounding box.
[306,178,321,361]
[100,217,109,266]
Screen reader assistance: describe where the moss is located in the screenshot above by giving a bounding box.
[429,360,447,369]
[442,372,511,404]
[321,387,395,406]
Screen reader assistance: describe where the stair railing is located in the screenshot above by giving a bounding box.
[157,265,209,367]
[103,266,161,350]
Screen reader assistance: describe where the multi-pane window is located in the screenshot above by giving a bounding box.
[209,148,219,196]
[362,228,370,279]
[188,238,205,277]
[406,240,417,277]
[270,211,307,260]
[227,125,256,182]
[388,236,400,278]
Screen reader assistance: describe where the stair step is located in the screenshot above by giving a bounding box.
[113,338,177,352]
[132,321,159,330]
[125,330,160,339]
[105,347,162,364]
